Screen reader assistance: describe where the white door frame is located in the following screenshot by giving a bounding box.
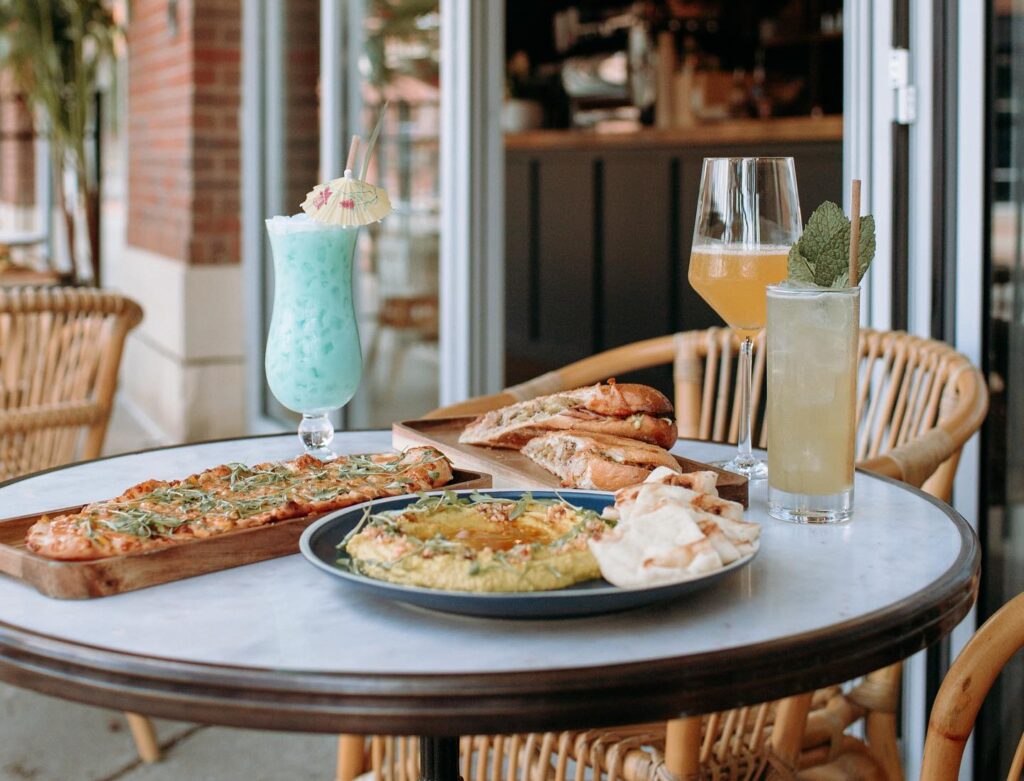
[845,0,892,330]
[950,6,986,777]
[318,0,368,429]
[846,2,983,778]
[241,0,286,434]
[439,0,506,405]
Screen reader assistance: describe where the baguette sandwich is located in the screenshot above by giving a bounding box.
[522,431,681,490]
[459,382,675,450]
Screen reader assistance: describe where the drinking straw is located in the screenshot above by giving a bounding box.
[359,100,390,182]
[346,135,361,176]
[849,179,861,286]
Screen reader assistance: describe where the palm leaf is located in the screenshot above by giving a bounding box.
[0,0,119,281]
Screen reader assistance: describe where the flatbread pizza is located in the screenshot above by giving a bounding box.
[27,447,453,561]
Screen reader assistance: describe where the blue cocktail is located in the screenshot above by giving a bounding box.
[265,214,362,459]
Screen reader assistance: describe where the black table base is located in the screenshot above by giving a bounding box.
[420,735,461,781]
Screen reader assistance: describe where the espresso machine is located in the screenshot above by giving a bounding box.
[555,3,657,127]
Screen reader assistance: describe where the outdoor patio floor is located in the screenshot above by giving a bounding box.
[0,682,339,781]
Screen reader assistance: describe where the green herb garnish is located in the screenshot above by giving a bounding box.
[788,201,876,288]
[98,508,189,538]
[509,493,532,520]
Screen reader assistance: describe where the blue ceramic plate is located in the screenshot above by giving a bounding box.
[299,489,756,619]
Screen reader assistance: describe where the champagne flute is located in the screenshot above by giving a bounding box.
[688,157,801,478]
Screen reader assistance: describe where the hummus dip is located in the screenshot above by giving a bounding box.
[341,492,614,593]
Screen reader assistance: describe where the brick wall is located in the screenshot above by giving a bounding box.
[191,2,241,264]
[126,0,241,264]
[0,71,35,208]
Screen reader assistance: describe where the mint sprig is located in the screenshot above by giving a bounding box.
[787,201,876,288]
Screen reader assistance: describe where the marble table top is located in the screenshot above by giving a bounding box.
[0,432,978,734]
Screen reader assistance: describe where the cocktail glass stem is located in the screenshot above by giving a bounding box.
[715,336,768,479]
[298,413,336,461]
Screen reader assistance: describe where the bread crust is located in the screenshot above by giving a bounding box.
[522,431,681,491]
[459,383,675,449]
[582,383,673,416]
[465,413,674,450]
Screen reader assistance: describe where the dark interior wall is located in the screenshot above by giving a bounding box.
[504,141,843,396]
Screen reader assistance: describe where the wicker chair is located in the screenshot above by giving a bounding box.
[0,286,143,478]
[338,327,988,781]
[918,591,1024,781]
[0,286,157,761]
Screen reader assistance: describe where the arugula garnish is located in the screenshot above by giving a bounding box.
[99,508,189,538]
[81,449,447,541]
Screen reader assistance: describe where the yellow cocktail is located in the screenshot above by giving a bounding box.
[767,283,860,522]
[688,245,789,338]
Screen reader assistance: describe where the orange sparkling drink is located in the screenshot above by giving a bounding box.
[687,245,789,339]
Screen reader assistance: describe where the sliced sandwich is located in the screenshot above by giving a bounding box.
[522,431,681,491]
[459,382,675,450]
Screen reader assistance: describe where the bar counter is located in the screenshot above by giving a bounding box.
[505,115,843,151]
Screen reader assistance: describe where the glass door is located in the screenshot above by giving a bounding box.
[243,0,444,431]
[346,0,441,428]
[976,1,1024,775]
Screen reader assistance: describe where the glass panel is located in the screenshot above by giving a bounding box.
[347,0,441,427]
[261,0,322,427]
[259,0,443,430]
[979,2,1024,776]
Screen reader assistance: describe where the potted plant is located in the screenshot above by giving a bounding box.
[0,0,118,285]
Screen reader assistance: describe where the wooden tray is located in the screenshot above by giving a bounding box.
[393,417,748,506]
[0,468,490,600]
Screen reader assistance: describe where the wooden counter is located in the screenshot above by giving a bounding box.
[505,115,843,151]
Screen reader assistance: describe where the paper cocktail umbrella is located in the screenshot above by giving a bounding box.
[301,172,392,227]
[302,111,393,227]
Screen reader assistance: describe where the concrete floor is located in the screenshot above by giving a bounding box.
[0,401,346,781]
[0,680,340,780]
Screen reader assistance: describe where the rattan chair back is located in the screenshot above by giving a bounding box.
[429,328,987,501]
[920,591,1024,781]
[0,286,142,480]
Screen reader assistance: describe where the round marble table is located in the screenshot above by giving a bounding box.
[0,433,978,740]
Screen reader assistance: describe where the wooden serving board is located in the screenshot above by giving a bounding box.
[0,468,490,600]
[393,418,748,507]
